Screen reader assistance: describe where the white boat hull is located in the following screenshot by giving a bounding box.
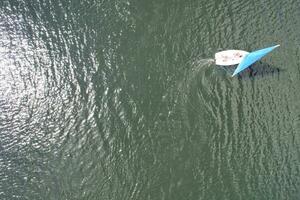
[215,50,249,66]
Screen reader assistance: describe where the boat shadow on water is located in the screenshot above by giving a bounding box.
[219,61,284,79]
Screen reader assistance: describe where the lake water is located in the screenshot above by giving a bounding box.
[1,0,300,199]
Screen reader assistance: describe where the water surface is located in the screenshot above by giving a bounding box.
[0,0,300,199]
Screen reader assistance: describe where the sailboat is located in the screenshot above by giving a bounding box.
[215,45,280,77]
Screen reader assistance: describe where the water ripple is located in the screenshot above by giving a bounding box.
[1,0,300,199]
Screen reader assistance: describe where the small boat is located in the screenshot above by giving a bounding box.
[215,50,249,66]
[215,45,280,77]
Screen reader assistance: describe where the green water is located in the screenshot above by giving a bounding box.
[1,0,300,199]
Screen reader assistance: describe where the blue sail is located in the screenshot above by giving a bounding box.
[232,45,280,77]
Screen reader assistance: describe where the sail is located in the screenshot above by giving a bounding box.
[232,45,280,77]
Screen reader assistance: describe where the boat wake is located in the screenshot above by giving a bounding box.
[177,58,223,130]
